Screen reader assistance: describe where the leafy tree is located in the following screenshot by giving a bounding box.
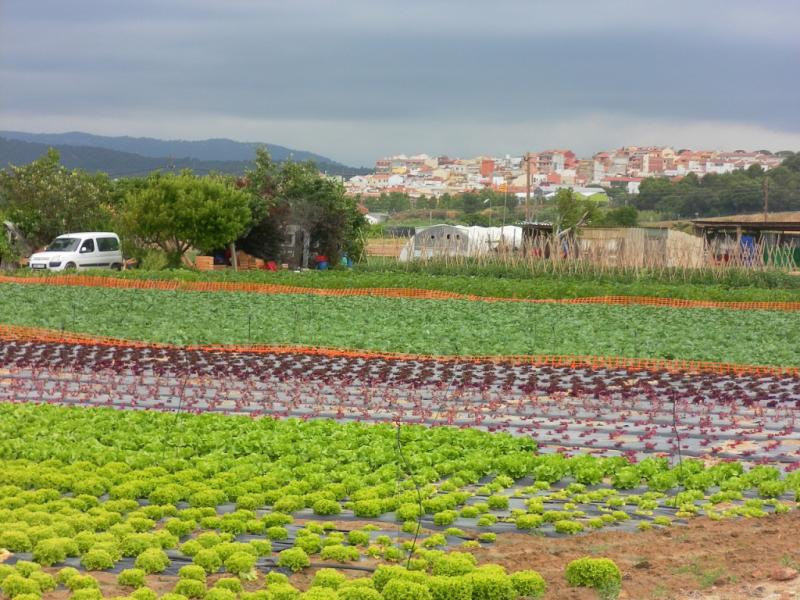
[600,206,639,227]
[553,188,600,237]
[120,171,251,267]
[238,160,367,263]
[0,148,113,248]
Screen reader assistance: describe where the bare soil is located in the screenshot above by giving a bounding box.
[473,512,800,599]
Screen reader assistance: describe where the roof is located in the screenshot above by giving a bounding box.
[692,212,800,232]
[56,232,119,237]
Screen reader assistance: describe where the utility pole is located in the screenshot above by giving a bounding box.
[763,176,769,222]
[525,152,531,222]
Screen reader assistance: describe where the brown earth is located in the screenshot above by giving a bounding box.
[473,512,800,599]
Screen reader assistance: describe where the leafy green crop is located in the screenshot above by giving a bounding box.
[2,283,797,365]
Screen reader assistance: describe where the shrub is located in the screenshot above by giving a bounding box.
[174,578,206,599]
[55,567,80,587]
[758,480,786,499]
[214,578,243,593]
[510,570,546,599]
[130,587,157,600]
[118,568,146,588]
[432,510,458,526]
[264,583,300,599]
[27,572,54,593]
[71,589,103,600]
[487,495,509,510]
[278,548,311,572]
[265,572,290,586]
[262,512,294,527]
[347,530,371,546]
[178,565,206,582]
[248,539,272,557]
[382,546,405,562]
[301,588,339,600]
[180,540,203,557]
[515,514,543,530]
[267,526,289,541]
[0,531,31,552]
[312,499,342,516]
[12,562,40,578]
[431,552,476,576]
[427,575,472,600]
[381,579,432,600]
[565,557,622,599]
[161,594,188,600]
[203,588,237,600]
[312,569,347,589]
[65,575,99,591]
[295,533,322,555]
[81,549,115,570]
[192,547,222,573]
[320,545,360,562]
[554,520,584,535]
[396,503,423,522]
[353,500,382,518]
[371,566,427,592]
[121,533,159,558]
[1,574,40,599]
[134,548,170,574]
[468,572,515,600]
[32,537,77,566]
[337,587,382,600]
[224,551,256,577]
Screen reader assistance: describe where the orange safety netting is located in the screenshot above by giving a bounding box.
[1,323,797,378]
[1,274,799,312]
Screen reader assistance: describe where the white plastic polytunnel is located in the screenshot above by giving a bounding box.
[399,225,523,261]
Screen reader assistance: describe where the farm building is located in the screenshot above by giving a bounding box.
[692,211,800,267]
[579,227,704,268]
[399,224,522,261]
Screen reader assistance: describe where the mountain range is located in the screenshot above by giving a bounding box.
[0,131,369,178]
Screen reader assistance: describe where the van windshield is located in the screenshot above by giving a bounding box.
[46,238,80,252]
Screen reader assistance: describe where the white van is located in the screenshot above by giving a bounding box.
[28,232,123,272]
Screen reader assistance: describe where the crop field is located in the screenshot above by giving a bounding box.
[0,274,799,599]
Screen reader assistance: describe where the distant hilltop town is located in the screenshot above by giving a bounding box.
[344,147,786,199]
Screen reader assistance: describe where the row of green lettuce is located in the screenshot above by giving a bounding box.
[8,263,800,302]
[1,283,797,365]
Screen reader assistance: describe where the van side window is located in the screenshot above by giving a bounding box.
[80,239,95,253]
[98,237,119,252]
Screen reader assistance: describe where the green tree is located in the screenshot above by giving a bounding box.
[238,160,367,263]
[120,171,251,267]
[0,148,113,248]
[553,189,600,237]
[600,206,639,227]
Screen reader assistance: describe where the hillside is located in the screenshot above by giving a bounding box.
[0,130,339,164]
[0,137,370,178]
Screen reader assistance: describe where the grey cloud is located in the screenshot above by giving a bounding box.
[1,0,798,164]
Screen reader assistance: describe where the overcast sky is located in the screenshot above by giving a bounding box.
[1,0,799,165]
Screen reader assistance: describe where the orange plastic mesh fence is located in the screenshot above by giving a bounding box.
[1,323,796,378]
[1,274,799,312]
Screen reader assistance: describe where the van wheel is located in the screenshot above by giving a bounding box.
[64,262,77,271]
[111,263,122,271]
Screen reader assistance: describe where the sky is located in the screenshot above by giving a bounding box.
[1,0,799,166]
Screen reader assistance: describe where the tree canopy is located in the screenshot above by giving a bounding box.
[633,152,800,218]
[120,171,251,267]
[0,148,113,248]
